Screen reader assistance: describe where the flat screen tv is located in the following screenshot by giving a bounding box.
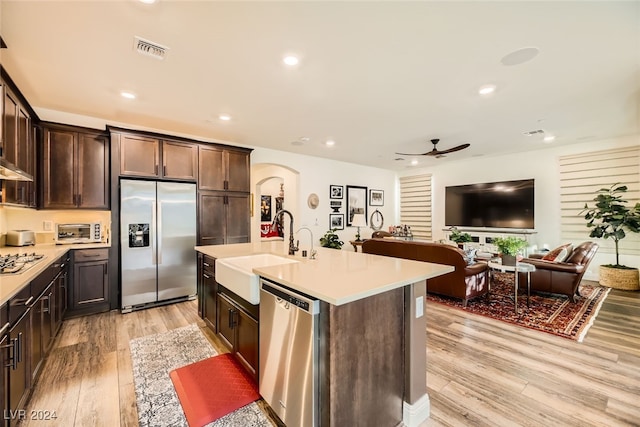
[445,179,534,229]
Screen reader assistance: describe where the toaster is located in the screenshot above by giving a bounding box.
[6,230,36,247]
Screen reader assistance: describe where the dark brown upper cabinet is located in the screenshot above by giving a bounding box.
[119,133,160,177]
[2,85,35,207]
[162,140,197,180]
[119,133,197,180]
[198,145,250,192]
[42,124,109,210]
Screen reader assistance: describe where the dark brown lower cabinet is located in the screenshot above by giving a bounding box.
[198,192,250,245]
[68,249,109,317]
[55,263,69,333]
[8,312,30,427]
[203,270,217,333]
[216,292,258,380]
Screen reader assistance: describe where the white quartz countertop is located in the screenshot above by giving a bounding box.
[195,241,453,306]
[0,242,111,306]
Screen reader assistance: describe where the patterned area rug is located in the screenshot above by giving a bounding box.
[427,274,610,342]
[130,324,271,427]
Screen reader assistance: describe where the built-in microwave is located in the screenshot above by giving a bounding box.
[55,223,102,244]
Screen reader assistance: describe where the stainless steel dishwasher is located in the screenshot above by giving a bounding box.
[259,277,320,427]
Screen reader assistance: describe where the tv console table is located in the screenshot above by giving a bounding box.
[442,228,538,255]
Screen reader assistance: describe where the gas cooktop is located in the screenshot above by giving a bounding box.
[0,253,45,275]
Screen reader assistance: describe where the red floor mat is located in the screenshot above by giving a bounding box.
[170,353,260,427]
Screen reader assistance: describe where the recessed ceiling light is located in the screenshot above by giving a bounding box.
[543,135,556,143]
[120,91,136,99]
[325,140,335,147]
[411,159,419,166]
[478,84,496,96]
[283,55,299,66]
[501,47,540,66]
[139,0,157,4]
[219,114,231,121]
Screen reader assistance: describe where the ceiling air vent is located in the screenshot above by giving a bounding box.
[133,36,169,60]
[523,129,544,136]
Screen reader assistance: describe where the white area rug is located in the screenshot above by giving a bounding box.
[130,324,272,426]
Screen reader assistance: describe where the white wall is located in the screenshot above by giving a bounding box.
[398,134,640,280]
[251,148,397,251]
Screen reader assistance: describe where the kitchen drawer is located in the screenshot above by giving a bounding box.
[202,255,215,274]
[73,248,109,262]
[31,255,66,297]
[9,284,33,325]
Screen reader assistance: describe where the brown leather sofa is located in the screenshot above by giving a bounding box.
[519,241,599,302]
[362,238,489,306]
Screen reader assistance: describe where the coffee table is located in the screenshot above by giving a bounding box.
[487,261,536,314]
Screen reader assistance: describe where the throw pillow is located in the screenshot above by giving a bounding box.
[464,248,477,265]
[542,243,572,262]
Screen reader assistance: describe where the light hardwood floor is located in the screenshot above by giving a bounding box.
[19,289,640,427]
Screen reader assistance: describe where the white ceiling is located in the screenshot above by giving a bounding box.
[1,1,638,171]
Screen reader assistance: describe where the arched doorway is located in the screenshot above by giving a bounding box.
[251,164,300,243]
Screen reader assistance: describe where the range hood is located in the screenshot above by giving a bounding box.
[0,158,33,181]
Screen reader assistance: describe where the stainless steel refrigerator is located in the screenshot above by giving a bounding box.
[120,179,196,312]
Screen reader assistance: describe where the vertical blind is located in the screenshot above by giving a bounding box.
[559,146,640,256]
[399,174,432,241]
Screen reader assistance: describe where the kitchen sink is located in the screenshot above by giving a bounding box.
[215,254,298,304]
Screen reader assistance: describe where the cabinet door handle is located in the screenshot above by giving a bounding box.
[43,292,52,313]
[163,165,166,176]
[78,194,82,206]
[228,308,233,329]
[24,296,34,307]
[155,164,159,175]
[17,332,23,363]
[203,262,210,267]
[203,273,211,279]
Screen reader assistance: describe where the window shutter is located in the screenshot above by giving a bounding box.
[559,146,640,256]
[399,174,432,241]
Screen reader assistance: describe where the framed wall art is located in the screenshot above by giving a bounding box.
[329,213,344,230]
[330,185,343,199]
[260,195,272,222]
[346,185,367,226]
[369,189,384,206]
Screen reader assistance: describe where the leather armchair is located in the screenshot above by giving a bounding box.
[519,242,599,302]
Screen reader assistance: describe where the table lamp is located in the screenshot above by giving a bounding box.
[351,214,367,241]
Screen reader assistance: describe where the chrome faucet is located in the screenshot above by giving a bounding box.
[273,210,299,255]
[296,227,317,259]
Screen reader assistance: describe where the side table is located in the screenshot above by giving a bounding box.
[487,261,536,314]
[349,240,367,252]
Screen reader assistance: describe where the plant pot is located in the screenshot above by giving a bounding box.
[599,265,640,290]
[501,254,517,266]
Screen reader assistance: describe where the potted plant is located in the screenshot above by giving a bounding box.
[492,236,528,266]
[580,183,640,290]
[449,227,473,247]
[320,228,344,250]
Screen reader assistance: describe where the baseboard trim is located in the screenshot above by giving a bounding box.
[403,393,430,427]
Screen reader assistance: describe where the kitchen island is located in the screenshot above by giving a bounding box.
[195,241,453,427]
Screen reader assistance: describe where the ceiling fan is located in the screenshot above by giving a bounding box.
[396,138,470,158]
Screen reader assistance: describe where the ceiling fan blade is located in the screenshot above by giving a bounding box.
[435,143,470,155]
[394,151,430,156]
